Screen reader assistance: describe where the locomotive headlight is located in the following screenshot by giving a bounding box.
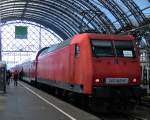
[94,78,104,83]
[132,78,137,83]
[95,78,100,83]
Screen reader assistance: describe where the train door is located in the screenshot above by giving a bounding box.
[69,44,80,82]
[69,44,75,83]
[70,44,81,83]
[32,60,37,82]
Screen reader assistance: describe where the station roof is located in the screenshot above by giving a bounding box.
[0,0,150,40]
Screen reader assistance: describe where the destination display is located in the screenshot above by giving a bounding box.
[105,78,129,84]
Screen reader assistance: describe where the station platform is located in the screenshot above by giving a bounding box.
[0,81,100,120]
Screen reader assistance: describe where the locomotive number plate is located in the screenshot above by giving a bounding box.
[105,78,128,84]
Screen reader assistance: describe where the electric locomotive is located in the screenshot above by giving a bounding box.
[14,33,146,110]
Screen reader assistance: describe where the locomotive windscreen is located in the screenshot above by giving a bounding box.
[114,41,135,58]
[91,40,114,57]
[91,40,135,58]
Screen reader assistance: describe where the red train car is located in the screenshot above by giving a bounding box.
[15,33,146,109]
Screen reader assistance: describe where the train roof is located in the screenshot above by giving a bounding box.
[39,38,72,55]
[70,33,134,44]
[75,32,134,39]
[38,33,135,55]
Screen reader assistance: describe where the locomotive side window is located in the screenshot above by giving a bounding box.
[75,44,80,57]
[40,48,49,56]
[91,40,114,57]
[114,41,135,58]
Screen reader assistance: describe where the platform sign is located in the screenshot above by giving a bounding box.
[15,26,27,39]
[0,61,6,93]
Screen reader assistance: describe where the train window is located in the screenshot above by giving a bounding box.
[75,44,80,57]
[114,41,135,57]
[40,49,49,55]
[91,40,114,57]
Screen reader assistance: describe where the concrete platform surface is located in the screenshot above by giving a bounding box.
[0,81,100,120]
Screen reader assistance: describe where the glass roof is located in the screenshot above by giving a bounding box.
[0,0,149,43]
[0,0,149,68]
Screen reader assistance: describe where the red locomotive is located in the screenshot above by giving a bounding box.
[14,33,146,110]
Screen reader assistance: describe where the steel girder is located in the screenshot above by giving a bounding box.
[120,0,146,24]
[0,1,80,39]
[99,0,132,27]
[0,0,149,40]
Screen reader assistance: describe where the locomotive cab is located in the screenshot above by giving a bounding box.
[91,39,140,86]
[87,34,144,101]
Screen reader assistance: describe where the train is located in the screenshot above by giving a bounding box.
[12,32,146,110]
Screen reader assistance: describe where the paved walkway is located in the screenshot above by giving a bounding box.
[0,81,100,120]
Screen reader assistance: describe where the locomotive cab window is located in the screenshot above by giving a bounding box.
[91,40,114,57]
[114,41,135,58]
[75,44,80,57]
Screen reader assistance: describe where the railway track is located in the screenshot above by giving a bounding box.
[127,114,148,120]
[94,112,149,120]
[29,81,150,120]
[140,99,150,108]
[77,100,150,120]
